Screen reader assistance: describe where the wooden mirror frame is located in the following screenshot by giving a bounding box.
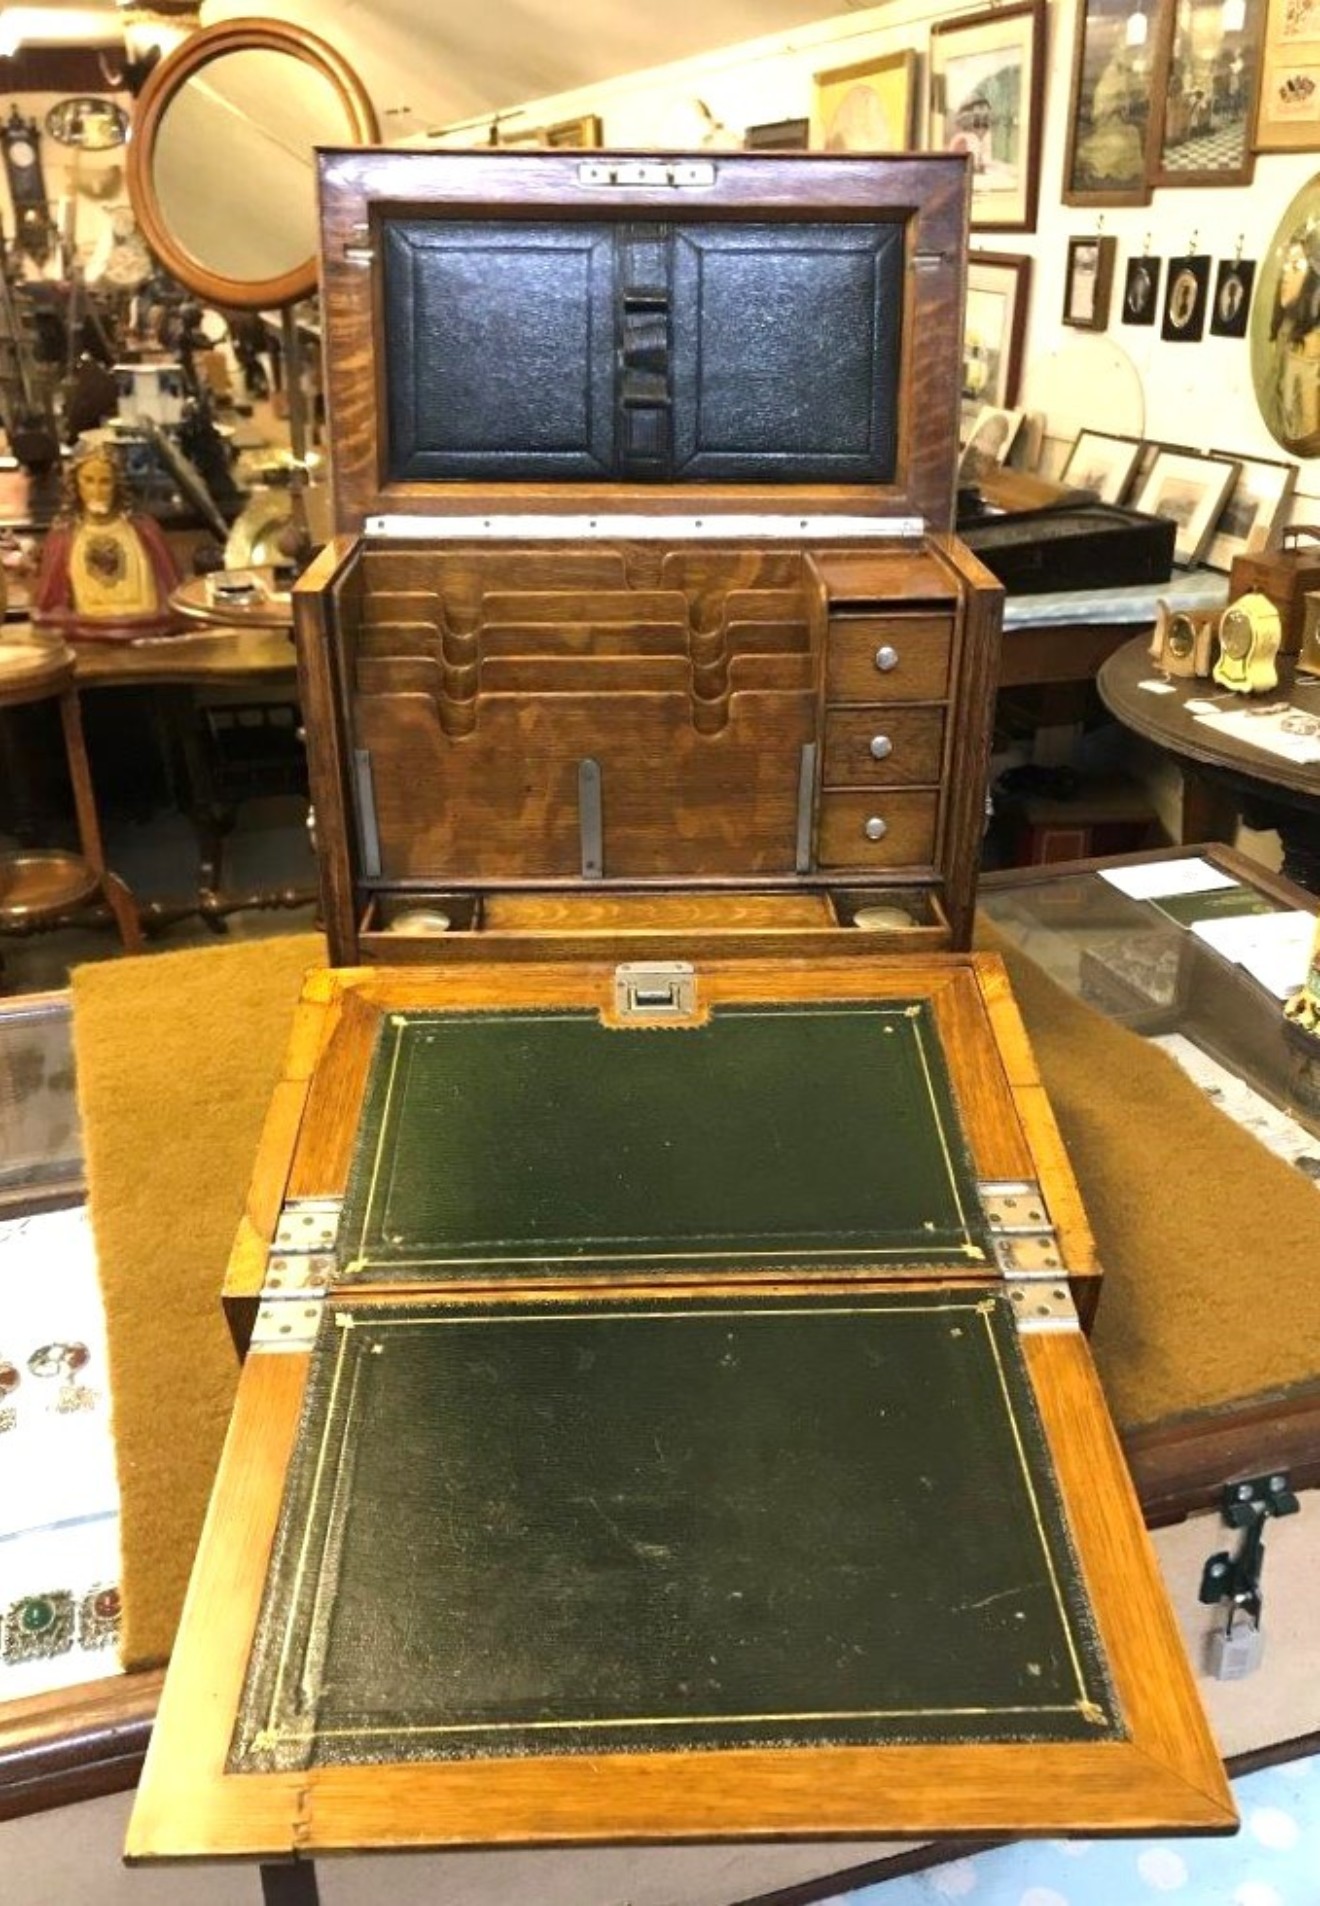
[127,17,380,311]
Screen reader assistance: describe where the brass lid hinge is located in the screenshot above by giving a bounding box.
[979,1181,1077,1332]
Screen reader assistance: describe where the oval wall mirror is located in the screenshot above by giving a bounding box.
[127,19,379,311]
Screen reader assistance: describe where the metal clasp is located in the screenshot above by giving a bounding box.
[613,961,698,1019]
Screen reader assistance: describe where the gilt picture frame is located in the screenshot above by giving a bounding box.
[1255,0,1320,149]
[812,51,918,150]
[928,0,1045,231]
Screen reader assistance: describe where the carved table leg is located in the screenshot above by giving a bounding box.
[58,685,143,953]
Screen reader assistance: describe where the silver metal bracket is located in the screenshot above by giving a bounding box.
[980,1180,1065,1276]
[365,513,926,542]
[273,1199,342,1257]
[1005,1279,1079,1334]
[613,960,697,1020]
[250,1300,323,1354]
[578,159,716,189]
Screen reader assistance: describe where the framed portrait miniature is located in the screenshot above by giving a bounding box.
[1161,255,1212,341]
[1254,0,1320,149]
[1150,0,1268,185]
[1062,0,1166,205]
[1203,453,1298,570]
[1210,259,1257,338]
[1059,429,1143,503]
[1252,175,1320,453]
[957,403,1026,485]
[963,251,1032,411]
[928,0,1045,231]
[1134,449,1240,566]
[812,52,917,150]
[1122,254,1162,325]
[1062,233,1117,329]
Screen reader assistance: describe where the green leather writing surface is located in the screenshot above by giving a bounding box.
[337,1002,990,1283]
[231,1291,1120,1771]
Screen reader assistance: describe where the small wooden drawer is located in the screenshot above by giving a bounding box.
[826,615,952,702]
[822,707,945,787]
[816,790,938,868]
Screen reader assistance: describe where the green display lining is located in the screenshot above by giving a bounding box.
[231,1290,1121,1771]
[337,1002,991,1283]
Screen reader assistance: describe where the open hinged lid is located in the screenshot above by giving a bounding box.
[127,953,1233,1864]
[315,148,968,537]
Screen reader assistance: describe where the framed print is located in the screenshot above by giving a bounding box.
[1150,0,1268,185]
[963,251,1033,413]
[928,0,1045,231]
[812,51,918,150]
[1203,452,1298,569]
[1252,175,1320,452]
[957,403,1026,484]
[1060,428,1144,502]
[1062,0,1167,206]
[1134,449,1241,566]
[544,116,603,149]
[1161,254,1212,340]
[1210,258,1257,336]
[1255,0,1320,149]
[1062,233,1117,329]
[1122,254,1163,324]
[744,117,810,151]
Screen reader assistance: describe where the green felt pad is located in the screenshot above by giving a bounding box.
[338,1002,990,1282]
[231,1290,1120,1770]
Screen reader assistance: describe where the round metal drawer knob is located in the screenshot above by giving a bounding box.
[864,816,888,842]
[874,644,899,672]
[869,734,893,760]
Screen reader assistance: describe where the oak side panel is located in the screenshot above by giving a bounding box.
[293,537,363,965]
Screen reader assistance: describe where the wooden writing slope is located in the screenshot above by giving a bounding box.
[127,955,1233,1886]
[127,150,1232,1893]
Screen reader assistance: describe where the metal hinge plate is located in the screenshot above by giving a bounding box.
[613,960,697,1020]
[980,1180,1065,1276]
[365,513,926,542]
[273,1199,342,1256]
[250,1300,324,1353]
[1005,1279,1079,1333]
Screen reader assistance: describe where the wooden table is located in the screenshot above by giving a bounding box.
[70,625,307,927]
[169,568,295,632]
[1097,636,1320,886]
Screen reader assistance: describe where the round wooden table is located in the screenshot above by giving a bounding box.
[169,567,294,632]
[0,634,142,953]
[1097,634,1320,886]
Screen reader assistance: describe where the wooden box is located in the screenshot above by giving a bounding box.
[127,151,1232,1883]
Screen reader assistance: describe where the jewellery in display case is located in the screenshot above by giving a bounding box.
[26,1339,97,1413]
[77,1584,122,1652]
[2,1590,75,1665]
[0,1358,17,1433]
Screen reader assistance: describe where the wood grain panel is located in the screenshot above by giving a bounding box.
[826,617,952,702]
[816,791,938,868]
[822,707,945,786]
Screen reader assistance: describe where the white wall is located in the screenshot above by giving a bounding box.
[416,1,1320,515]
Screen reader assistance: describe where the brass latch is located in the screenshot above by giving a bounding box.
[612,961,698,1020]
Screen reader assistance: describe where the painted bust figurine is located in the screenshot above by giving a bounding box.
[33,442,182,641]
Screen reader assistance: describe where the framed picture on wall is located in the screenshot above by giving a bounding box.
[1255,0,1320,149]
[1061,0,1166,207]
[1150,0,1268,185]
[1121,254,1163,324]
[1062,233,1117,329]
[928,0,1045,231]
[1202,452,1298,569]
[1133,449,1240,566]
[1059,429,1143,503]
[963,251,1033,412]
[812,51,918,150]
[744,117,810,150]
[1161,254,1212,340]
[1209,258,1257,337]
